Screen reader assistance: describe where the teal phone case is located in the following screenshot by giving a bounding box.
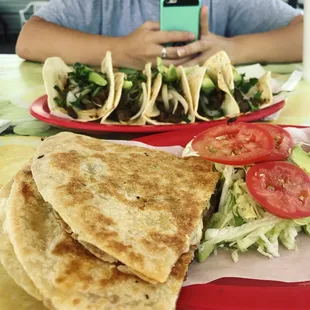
[160,0,201,43]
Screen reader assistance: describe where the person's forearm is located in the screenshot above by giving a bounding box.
[16,17,124,66]
[231,15,303,64]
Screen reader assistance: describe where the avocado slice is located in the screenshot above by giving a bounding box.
[123,81,133,89]
[291,145,310,174]
[88,72,107,86]
[201,75,216,95]
[232,67,242,84]
[157,57,178,83]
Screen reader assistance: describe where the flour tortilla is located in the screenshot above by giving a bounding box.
[31,132,219,284]
[42,52,115,123]
[0,180,43,301]
[187,66,240,121]
[101,70,148,125]
[143,66,195,125]
[6,165,194,310]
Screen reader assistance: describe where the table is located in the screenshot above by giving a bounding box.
[0,54,310,310]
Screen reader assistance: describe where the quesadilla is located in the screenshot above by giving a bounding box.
[101,66,150,125]
[0,180,43,302]
[143,59,195,124]
[43,51,115,123]
[6,165,194,310]
[31,132,219,284]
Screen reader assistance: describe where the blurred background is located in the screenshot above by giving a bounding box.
[0,0,305,55]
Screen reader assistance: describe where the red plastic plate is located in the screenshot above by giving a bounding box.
[30,95,285,134]
[134,125,310,310]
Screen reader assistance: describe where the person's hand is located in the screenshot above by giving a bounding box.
[117,21,196,69]
[176,6,237,66]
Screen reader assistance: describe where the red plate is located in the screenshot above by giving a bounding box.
[134,125,310,310]
[30,95,285,134]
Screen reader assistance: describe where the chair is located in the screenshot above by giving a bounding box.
[0,13,8,43]
[19,1,49,27]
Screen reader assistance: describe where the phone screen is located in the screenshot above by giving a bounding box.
[161,0,201,46]
[164,0,200,7]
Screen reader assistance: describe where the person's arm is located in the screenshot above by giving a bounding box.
[16,16,123,66]
[16,16,196,69]
[178,1,303,66]
[231,15,303,64]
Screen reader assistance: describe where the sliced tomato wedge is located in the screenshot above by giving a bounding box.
[256,124,294,161]
[246,161,310,219]
[191,122,274,165]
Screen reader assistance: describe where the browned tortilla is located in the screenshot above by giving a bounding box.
[31,132,219,284]
[6,165,194,309]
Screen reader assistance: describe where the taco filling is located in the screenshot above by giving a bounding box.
[198,75,225,120]
[109,70,147,122]
[233,70,266,113]
[53,63,110,119]
[153,59,190,124]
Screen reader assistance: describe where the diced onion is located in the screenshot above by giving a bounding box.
[170,89,189,114]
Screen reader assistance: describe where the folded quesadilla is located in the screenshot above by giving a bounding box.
[43,51,115,123]
[31,132,219,284]
[143,59,195,124]
[0,180,43,302]
[101,66,150,125]
[5,165,194,310]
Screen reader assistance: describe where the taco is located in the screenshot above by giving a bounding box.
[187,65,240,121]
[42,51,115,123]
[203,50,234,92]
[143,59,195,125]
[233,70,273,113]
[101,66,150,125]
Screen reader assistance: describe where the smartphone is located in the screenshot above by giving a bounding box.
[160,0,201,47]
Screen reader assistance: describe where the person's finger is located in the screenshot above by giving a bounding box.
[143,21,160,31]
[150,43,200,60]
[182,53,210,67]
[153,30,196,44]
[176,40,212,58]
[150,56,193,68]
[200,6,209,37]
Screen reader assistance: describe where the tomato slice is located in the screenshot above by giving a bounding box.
[191,122,274,165]
[246,161,310,219]
[256,124,294,161]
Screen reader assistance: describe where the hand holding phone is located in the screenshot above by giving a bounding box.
[160,0,202,47]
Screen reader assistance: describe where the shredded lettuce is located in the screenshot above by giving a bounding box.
[198,165,310,262]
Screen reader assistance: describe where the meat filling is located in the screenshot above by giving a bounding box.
[198,89,225,119]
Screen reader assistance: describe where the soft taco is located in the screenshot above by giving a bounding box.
[233,70,273,113]
[42,51,115,123]
[187,65,240,121]
[143,59,195,125]
[203,50,234,92]
[101,66,150,125]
